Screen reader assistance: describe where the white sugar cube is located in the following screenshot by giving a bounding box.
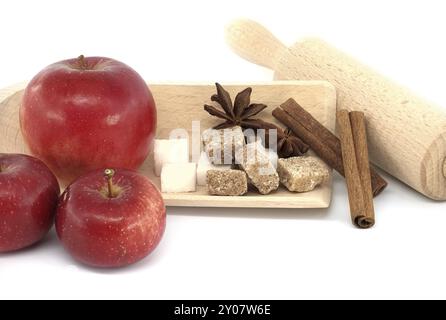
[154,138,189,176]
[161,163,197,193]
[196,152,231,186]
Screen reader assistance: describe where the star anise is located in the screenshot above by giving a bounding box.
[204,83,268,130]
[242,119,309,158]
[204,83,309,158]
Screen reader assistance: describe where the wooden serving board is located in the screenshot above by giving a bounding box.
[0,81,336,208]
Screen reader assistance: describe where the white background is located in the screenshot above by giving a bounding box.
[1,0,446,300]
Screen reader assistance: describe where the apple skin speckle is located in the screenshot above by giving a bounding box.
[55,168,166,268]
[0,153,60,253]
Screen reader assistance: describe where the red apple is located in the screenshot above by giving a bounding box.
[20,56,156,184]
[55,168,166,268]
[0,154,59,253]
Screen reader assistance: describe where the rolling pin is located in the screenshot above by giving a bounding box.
[225,19,446,200]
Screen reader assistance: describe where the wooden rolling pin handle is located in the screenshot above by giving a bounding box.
[225,19,286,69]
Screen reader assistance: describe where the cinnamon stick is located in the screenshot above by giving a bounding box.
[349,111,376,228]
[281,98,339,152]
[337,110,375,228]
[272,107,342,172]
[272,98,387,197]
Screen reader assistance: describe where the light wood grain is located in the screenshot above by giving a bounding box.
[225,19,286,69]
[226,19,446,200]
[0,81,336,208]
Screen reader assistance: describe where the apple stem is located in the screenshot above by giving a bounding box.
[104,169,116,198]
[78,55,88,70]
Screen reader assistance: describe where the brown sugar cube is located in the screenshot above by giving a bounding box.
[277,156,330,193]
[202,126,245,165]
[206,169,248,196]
[237,142,280,195]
